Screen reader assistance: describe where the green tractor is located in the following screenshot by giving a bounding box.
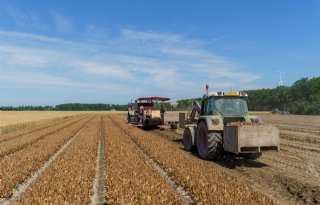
[183,87,280,160]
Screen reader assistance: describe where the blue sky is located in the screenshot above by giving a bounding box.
[0,0,319,106]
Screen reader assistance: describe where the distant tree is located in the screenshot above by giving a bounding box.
[54,103,127,111]
[1,77,319,114]
[246,77,320,114]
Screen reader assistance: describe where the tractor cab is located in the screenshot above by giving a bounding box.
[201,91,249,125]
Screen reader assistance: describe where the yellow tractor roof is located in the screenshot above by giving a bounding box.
[204,91,248,97]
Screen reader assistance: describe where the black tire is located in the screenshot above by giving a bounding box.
[171,123,178,129]
[197,121,223,160]
[183,128,193,151]
[134,115,139,124]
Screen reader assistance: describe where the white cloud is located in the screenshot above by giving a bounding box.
[2,6,46,30]
[4,6,32,26]
[0,44,61,69]
[119,29,261,86]
[0,28,262,103]
[0,72,140,94]
[51,12,73,32]
[121,29,183,43]
[85,23,109,39]
[0,30,63,43]
[73,60,134,80]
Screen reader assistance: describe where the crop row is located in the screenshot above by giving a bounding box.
[0,116,72,143]
[13,116,100,204]
[0,111,83,127]
[104,117,185,204]
[110,116,277,205]
[0,115,93,199]
[0,116,85,158]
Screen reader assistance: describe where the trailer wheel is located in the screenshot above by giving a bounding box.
[183,128,194,151]
[171,122,178,129]
[197,121,223,160]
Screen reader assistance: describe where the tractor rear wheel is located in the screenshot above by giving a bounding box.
[197,121,223,160]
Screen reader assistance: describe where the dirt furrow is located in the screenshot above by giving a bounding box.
[0,116,93,200]
[279,126,320,134]
[110,115,276,205]
[278,147,320,177]
[281,142,320,154]
[104,117,186,204]
[262,115,320,133]
[280,131,320,144]
[10,116,99,205]
[0,116,86,159]
[146,118,320,205]
[224,158,320,205]
[262,150,320,181]
[124,130,195,204]
[280,140,320,157]
[91,116,107,205]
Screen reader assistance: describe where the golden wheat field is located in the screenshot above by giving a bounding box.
[0,111,126,133]
[0,111,80,126]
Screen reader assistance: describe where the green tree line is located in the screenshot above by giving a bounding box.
[55,103,128,111]
[0,103,128,111]
[169,77,320,115]
[246,77,320,114]
[0,105,54,111]
[1,77,319,114]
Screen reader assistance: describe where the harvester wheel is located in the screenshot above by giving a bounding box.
[183,128,194,151]
[171,122,178,129]
[197,121,223,160]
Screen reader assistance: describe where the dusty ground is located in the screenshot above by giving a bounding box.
[1,113,319,204]
[149,114,320,205]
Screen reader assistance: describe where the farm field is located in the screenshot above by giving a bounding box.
[0,111,126,133]
[0,111,84,127]
[150,114,320,205]
[0,113,319,204]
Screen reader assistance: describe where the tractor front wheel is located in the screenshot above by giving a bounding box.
[196,121,223,160]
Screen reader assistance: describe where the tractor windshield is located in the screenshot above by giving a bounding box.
[206,97,248,116]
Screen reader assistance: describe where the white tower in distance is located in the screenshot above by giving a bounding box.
[277,71,284,86]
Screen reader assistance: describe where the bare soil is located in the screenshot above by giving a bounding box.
[148,115,320,205]
[2,113,319,204]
